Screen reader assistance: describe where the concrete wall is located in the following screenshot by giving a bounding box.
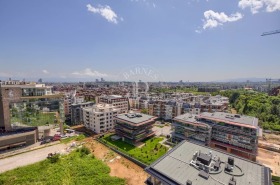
[0,130,37,150]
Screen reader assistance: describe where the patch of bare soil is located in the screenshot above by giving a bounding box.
[262,133,280,145]
[84,138,148,185]
[257,148,280,176]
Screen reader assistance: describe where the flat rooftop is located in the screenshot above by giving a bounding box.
[116,113,156,124]
[145,140,271,185]
[200,112,258,127]
[101,95,124,99]
[174,113,198,123]
[174,112,258,128]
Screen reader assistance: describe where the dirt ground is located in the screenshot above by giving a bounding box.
[84,138,148,185]
[257,148,280,176]
[262,133,280,145]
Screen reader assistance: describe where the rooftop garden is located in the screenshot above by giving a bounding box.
[101,134,168,165]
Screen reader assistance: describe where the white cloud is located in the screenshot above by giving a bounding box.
[202,10,243,29]
[72,68,108,77]
[86,4,120,24]
[238,0,280,14]
[42,69,49,74]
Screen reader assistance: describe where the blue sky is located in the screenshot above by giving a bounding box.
[0,0,279,82]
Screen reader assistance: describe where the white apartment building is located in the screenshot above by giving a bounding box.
[98,95,128,113]
[82,104,118,134]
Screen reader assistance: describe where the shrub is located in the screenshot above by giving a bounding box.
[79,146,91,157]
[48,154,60,163]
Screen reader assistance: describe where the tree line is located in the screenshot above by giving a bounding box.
[219,90,280,131]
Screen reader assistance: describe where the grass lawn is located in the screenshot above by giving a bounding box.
[60,134,86,144]
[11,112,56,126]
[102,135,168,165]
[0,147,125,185]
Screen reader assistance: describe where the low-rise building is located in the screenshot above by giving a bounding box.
[172,112,259,161]
[145,140,271,185]
[115,113,157,144]
[83,104,118,133]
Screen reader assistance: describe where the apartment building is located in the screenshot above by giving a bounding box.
[146,95,229,121]
[172,112,259,161]
[145,140,271,185]
[83,104,118,134]
[148,100,166,119]
[115,113,157,144]
[71,102,94,125]
[99,95,129,113]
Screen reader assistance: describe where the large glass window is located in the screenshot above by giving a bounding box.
[10,98,65,127]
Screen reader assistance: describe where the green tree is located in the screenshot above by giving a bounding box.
[141,109,148,114]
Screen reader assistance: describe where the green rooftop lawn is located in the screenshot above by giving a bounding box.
[0,147,125,185]
[102,135,168,165]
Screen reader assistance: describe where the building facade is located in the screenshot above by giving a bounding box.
[99,95,129,113]
[0,83,64,150]
[71,102,95,125]
[83,104,118,134]
[172,112,259,161]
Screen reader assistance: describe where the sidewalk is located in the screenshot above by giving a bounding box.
[0,143,66,173]
[159,138,172,150]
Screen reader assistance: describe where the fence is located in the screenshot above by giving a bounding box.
[96,138,148,168]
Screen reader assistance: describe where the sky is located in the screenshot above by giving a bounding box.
[0,0,279,82]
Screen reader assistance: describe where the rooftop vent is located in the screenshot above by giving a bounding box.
[234,114,241,118]
[197,153,212,166]
[228,157,234,166]
[229,176,236,185]
[135,113,142,117]
[225,115,235,119]
[186,180,192,185]
[198,170,209,179]
[127,114,136,118]
[225,164,233,172]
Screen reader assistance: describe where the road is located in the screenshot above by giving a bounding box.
[0,144,66,173]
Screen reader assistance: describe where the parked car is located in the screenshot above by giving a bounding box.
[52,134,61,141]
[40,139,51,145]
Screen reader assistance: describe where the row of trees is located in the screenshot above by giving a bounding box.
[220,90,280,131]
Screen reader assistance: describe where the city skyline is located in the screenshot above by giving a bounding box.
[0,0,279,82]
